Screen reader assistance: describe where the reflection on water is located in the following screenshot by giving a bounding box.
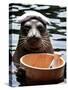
[9,3,66,87]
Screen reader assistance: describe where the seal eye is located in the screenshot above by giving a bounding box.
[37,25,45,33]
[24,25,31,31]
[22,25,31,35]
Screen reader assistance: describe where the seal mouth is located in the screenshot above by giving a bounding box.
[28,41,41,49]
[27,36,41,49]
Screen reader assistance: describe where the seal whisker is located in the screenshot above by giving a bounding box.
[42,39,50,45]
[18,42,24,46]
[42,40,50,48]
[43,36,49,38]
[19,37,26,40]
[17,41,25,48]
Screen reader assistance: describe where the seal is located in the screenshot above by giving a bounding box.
[13,11,54,68]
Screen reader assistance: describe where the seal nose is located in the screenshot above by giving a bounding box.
[27,36,40,44]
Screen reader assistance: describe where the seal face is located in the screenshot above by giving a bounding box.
[13,11,54,68]
[19,19,47,50]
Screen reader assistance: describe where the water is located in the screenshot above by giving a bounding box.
[9,3,66,87]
